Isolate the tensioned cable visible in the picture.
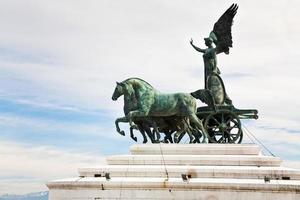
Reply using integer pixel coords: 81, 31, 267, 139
242, 126, 256, 144
242, 125, 276, 157
243, 125, 280, 186
158, 142, 169, 180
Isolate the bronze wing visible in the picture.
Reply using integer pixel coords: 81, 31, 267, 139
210, 4, 238, 54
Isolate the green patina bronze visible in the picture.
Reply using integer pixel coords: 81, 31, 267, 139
190, 3, 238, 105
112, 78, 209, 143
111, 4, 259, 144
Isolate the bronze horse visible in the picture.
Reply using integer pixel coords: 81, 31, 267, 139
112, 78, 208, 143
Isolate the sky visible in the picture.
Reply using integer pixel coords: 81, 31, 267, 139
0, 0, 300, 195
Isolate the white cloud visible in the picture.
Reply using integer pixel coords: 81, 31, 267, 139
283, 160, 300, 170
0, 0, 299, 114
0, 113, 123, 141
0, 0, 300, 195
0, 140, 105, 195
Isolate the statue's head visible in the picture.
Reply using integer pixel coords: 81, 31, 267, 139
204, 37, 213, 47
112, 82, 124, 101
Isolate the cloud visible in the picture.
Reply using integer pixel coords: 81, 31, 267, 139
0, 0, 299, 114
0, 111, 129, 149
0, 0, 299, 195
283, 160, 300, 170
241, 117, 300, 160
0, 140, 105, 195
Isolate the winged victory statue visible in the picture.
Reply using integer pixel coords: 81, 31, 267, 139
112, 4, 258, 144
190, 3, 238, 105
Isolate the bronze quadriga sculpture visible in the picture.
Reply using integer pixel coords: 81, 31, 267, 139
112, 4, 258, 144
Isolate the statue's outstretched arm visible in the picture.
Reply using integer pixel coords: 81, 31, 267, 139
190, 38, 205, 53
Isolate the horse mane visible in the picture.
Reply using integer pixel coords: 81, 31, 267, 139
121, 78, 155, 110
122, 77, 154, 89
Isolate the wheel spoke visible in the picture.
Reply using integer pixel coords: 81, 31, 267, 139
214, 132, 223, 136
207, 125, 217, 130
226, 117, 233, 124
231, 135, 236, 139
221, 113, 225, 123
228, 124, 239, 131
225, 130, 232, 135
211, 116, 221, 125
232, 120, 239, 126
217, 136, 224, 143
206, 112, 243, 143
224, 137, 228, 143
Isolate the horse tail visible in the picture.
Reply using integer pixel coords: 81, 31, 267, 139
191, 89, 216, 111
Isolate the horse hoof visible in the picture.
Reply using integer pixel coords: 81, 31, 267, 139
120, 131, 125, 136
143, 140, 147, 143
133, 136, 137, 142
191, 138, 197, 143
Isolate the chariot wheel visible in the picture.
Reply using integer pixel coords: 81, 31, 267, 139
204, 110, 243, 143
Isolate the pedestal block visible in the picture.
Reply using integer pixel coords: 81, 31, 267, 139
47, 144, 300, 200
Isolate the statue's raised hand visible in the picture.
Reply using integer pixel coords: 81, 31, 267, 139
190, 38, 193, 45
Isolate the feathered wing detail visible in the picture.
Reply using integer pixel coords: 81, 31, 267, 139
210, 3, 238, 54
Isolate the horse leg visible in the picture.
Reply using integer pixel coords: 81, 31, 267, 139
163, 132, 169, 143
131, 120, 152, 143
140, 128, 148, 143
166, 131, 174, 143
186, 127, 196, 143
151, 121, 161, 143
188, 114, 209, 143
162, 130, 172, 143
181, 118, 195, 143
191, 128, 201, 143
174, 129, 185, 143
177, 131, 185, 143
151, 129, 161, 143
143, 125, 154, 143
115, 116, 128, 136
156, 131, 161, 143
129, 125, 138, 142
127, 108, 150, 126
174, 118, 193, 143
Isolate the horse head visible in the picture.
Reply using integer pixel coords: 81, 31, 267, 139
112, 81, 135, 101
112, 82, 124, 101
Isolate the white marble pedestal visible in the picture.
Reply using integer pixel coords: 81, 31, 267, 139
47, 144, 300, 200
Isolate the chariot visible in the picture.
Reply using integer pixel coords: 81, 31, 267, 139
196, 105, 258, 144
192, 73, 258, 144
112, 4, 258, 144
